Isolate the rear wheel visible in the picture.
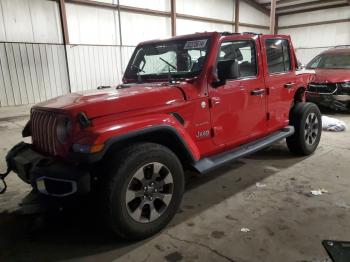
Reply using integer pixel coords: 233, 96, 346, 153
287, 102, 322, 155
101, 143, 184, 240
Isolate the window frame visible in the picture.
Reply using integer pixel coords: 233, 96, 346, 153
265, 38, 293, 75
215, 39, 259, 82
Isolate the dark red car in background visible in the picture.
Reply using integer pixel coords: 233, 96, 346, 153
306, 47, 350, 111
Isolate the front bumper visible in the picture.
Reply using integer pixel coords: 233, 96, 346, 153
306, 92, 350, 111
6, 142, 91, 197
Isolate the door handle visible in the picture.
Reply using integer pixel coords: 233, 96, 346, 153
251, 88, 265, 96
284, 82, 295, 89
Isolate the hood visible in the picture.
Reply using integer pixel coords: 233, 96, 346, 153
33, 83, 186, 118
313, 69, 350, 83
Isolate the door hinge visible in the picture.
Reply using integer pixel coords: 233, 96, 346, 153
266, 112, 270, 120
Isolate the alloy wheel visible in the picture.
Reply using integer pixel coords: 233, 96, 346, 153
125, 162, 174, 223
304, 112, 319, 145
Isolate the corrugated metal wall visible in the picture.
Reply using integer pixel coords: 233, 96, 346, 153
279, 6, 350, 64
66, 45, 134, 92
0, 42, 69, 106
0, 0, 271, 107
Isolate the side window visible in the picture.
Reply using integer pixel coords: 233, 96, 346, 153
218, 40, 257, 78
265, 39, 291, 74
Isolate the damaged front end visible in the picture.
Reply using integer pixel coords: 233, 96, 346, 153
306, 82, 350, 111
0, 142, 90, 197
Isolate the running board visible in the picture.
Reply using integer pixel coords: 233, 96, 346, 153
193, 126, 295, 174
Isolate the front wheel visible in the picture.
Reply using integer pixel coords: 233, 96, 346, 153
287, 102, 322, 155
101, 143, 184, 240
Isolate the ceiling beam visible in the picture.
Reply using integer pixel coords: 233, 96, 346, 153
264, 0, 304, 7
241, 0, 270, 15
277, 0, 347, 12
279, 18, 350, 29
279, 3, 349, 15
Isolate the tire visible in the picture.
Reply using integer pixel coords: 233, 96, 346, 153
287, 102, 322, 156
101, 143, 184, 240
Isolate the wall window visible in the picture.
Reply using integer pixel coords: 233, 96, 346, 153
218, 40, 257, 78
265, 39, 291, 74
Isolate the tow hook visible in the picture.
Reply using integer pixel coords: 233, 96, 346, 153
0, 167, 10, 194
0, 142, 27, 194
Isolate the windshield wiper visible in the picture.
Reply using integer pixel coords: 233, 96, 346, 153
159, 57, 177, 70
159, 57, 177, 84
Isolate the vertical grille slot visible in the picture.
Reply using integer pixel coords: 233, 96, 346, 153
31, 110, 59, 155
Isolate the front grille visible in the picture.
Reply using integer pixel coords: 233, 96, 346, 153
31, 110, 59, 155
307, 83, 338, 94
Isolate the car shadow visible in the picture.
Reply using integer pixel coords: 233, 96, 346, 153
0, 143, 308, 262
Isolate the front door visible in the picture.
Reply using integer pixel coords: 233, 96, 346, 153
209, 35, 267, 147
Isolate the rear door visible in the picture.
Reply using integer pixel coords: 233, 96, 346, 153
260, 36, 297, 132
209, 35, 267, 147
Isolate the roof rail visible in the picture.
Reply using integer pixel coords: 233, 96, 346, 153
334, 45, 350, 49
220, 31, 241, 36
219, 31, 262, 36
242, 32, 261, 35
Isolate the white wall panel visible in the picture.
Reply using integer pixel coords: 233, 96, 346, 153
0, 0, 62, 43
0, 3, 6, 41
177, 18, 232, 35
239, 26, 269, 34
66, 4, 119, 45
1, 0, 34, 42
239, 1, 269, 26
119, 0, 170, 12
121, 46, 135, 70
294, 48, 329, 66
279, 6, 350, 27
279, 6, 350, 64
30, 0, 63, 44
0, 43, 69, 106
176, 0, 234, 21
67, 45, 126, 92
121, 11, 171, 46
279, 22, 350, 64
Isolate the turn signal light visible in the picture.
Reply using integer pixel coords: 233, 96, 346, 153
90, 144, 105, 153
72, 143, 105, 153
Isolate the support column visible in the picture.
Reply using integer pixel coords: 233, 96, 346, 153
58, 0, 69, 44
270, 0, 277, 34
274, 14, 278, 34
58, 0, 72, 93
234, 0, 239, 33
171, 0, 176, 36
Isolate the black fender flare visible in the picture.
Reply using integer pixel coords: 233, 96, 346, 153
70, 125, 197, 164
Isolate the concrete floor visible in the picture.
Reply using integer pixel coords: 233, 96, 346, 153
0, 111, 349, 262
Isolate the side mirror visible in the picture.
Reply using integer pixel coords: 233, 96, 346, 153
297, 62, 305, 70
213, 59, 240, 87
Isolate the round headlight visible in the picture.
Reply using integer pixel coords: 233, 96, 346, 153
57, 118, 72, 144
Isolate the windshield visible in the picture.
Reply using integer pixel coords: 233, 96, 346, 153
307, 53, 350, 69
124, 37, 211, 82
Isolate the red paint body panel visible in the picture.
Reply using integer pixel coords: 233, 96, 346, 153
29, 32, 313, 163
313, 69, 350, 83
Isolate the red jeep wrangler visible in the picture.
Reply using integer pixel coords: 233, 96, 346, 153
0, 32, 321, 240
